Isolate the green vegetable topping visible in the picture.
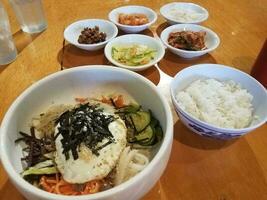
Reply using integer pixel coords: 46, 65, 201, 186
21, 160, 57, 177
112, 44, 156, 66
116, 104, 163, 147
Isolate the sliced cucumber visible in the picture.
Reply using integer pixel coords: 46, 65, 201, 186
117, 105, 163, 146
130, 111, 151, 132
150, 116, 159, 128
111, 45, 156, 66
138, 127, 156, 146
136, 118, 163, 146
155, 126, 163, 142
135, 125, 153, 141
149, 115, 163, 143
116, 104, 141, 114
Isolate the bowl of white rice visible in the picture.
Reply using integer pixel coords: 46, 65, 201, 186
170, 64, 267, 139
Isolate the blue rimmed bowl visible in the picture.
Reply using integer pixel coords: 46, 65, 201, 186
170, 64, 267, 140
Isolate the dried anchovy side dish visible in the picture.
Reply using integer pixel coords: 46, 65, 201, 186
15, 95, 163, 196
168, 31, 206, 51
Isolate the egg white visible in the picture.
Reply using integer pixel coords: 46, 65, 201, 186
54, 104, 127, 184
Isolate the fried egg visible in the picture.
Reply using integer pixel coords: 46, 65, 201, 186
54, 104, 127, 184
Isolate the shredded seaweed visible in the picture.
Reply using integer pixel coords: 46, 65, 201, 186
56, 103, 115, 160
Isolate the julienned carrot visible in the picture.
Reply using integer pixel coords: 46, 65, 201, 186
75, 97, 88, 103
40, 175, 101, 195
100, 96, 112, 105
114, 95, 124, 108
81, 180, 100, 194
75, 95, 125, 109
100, 95, 125, 108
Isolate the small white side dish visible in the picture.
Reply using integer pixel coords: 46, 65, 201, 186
104, 34, 165, 71
64, 19, 118, 51
160, 24, 220, 58
160, 2, 209, 24
170, 64, 267, 139
108, 5, 157, 33
0, 65, 173, 200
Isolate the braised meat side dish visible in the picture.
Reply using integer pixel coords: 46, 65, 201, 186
168, 31, 206, 51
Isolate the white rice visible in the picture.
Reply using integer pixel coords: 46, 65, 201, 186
176, 79, 254, 129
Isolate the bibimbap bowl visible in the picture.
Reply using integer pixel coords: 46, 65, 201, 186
0, 65, 173, 200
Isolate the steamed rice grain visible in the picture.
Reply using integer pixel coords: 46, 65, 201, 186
176, 79, 254, 129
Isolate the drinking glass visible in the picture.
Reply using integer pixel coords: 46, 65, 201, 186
0, 2, 17, 65
9, 0, 47, 33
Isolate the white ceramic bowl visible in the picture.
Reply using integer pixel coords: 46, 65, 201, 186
160, 2, 209, 25
0, 65, 173, 200
160, 24, 220, 59
108, 5, 157, 33
104, 34, 165, 71
64, 19, 118, 51
170, 64, 267, 139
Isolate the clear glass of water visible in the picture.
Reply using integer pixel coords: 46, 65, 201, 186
0, 3, 17, 65
9, 0, 47, 33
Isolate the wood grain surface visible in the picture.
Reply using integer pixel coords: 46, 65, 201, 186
0, 0, 267, 200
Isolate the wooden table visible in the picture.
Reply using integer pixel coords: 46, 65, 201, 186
1, 0, 267, 199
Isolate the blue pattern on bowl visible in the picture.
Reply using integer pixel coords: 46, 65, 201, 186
174, 105, 244, 140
